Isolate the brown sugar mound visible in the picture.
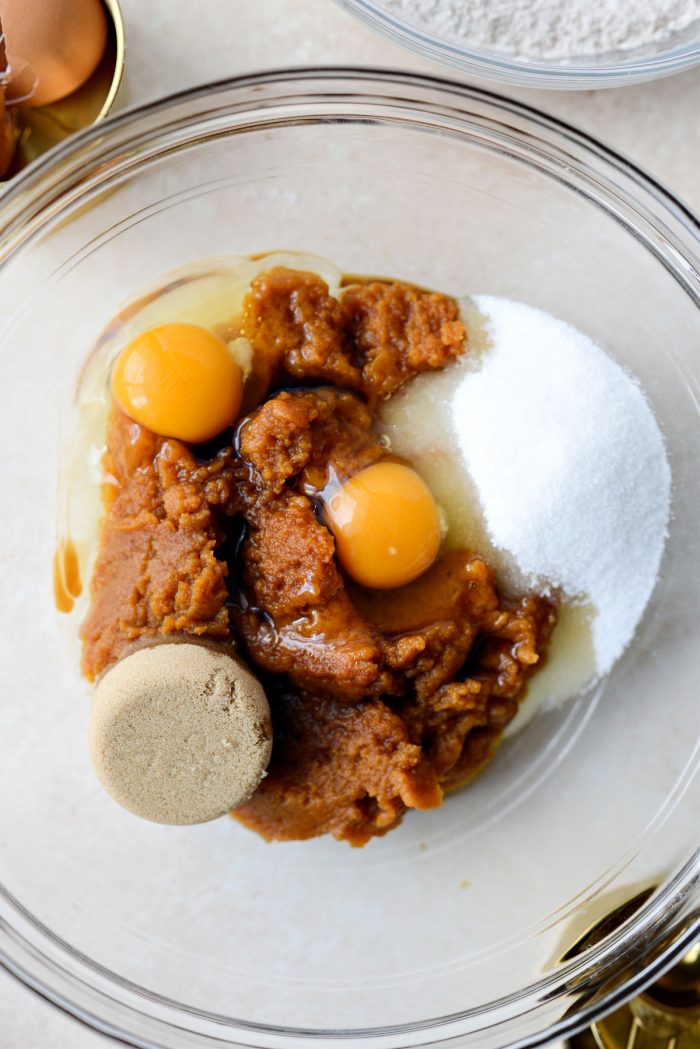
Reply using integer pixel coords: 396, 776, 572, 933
80, 410, 240, 680
90, 644, 272, 824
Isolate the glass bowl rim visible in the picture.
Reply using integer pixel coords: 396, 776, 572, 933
331, 0, 700, 89
0, 66, 698, 1049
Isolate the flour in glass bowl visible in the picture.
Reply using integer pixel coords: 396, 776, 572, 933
381, 0, 700, 60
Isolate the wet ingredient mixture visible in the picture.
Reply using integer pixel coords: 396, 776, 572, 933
79, 262, 555, 846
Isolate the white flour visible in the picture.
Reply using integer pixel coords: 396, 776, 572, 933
382, 0, 700, 59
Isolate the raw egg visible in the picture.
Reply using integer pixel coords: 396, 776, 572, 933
324, 461, 442, 589
111, 322, 243, 444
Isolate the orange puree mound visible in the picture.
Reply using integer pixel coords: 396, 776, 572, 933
240, 267, 466, 409
232, 386, 555, 844
235, 545, 554, 845
235, 688, 443, 846
343, 279, 466, 404
240, 267, 360, 410
80, 409, 239, 681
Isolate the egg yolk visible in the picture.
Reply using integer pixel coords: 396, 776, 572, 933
324, 461, 442, 589
111, 322, 243, 444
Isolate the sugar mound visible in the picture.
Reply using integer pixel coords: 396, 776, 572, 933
452, 296, 671, 678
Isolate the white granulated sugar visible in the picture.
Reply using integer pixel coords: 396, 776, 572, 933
452, 297, 671, 678
382, 0, 700, 60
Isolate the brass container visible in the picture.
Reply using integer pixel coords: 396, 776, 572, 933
584, 942, 700, 1049
5, 0, 124, 177
566, 897, 700, 1049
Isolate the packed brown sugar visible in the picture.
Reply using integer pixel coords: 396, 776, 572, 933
80, 266, 555, 845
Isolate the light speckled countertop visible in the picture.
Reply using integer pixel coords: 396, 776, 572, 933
2, 0, 698, 1045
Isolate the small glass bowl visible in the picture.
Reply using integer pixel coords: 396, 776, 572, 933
333, 0, 700, 89
0, 70, 698, 1049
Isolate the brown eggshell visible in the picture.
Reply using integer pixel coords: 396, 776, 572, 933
0, 0, 108, 106
0, 84, 17, 177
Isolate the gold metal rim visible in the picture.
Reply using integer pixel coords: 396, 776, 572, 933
97, 0, 125, 121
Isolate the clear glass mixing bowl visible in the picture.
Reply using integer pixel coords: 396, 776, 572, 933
333, 0, 700, 89
0, 69, 698, 1049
